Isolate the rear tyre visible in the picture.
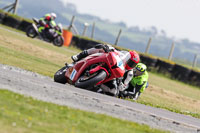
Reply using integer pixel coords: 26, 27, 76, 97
54, 66, 68, 84
26, 25, 37, 38
53, 36, 64, 47
75, 70, 107, 89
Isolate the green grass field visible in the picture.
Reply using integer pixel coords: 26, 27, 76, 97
0, 90, 167, 133
0, 24, 199, 132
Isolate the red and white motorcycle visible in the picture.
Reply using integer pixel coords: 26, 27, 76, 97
54, 51, 125, 90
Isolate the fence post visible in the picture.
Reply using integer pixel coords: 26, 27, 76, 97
13, 0, 19, 14
168, 42, 175, 60
2, 0, 19, 14
72, 24, 79, 35
82, 23, 89, 36
91, 22, 95, 39
114, 29, 122, 45
145, 37, 152, 53
68, 16, 75, 31
192, 54, 198, 68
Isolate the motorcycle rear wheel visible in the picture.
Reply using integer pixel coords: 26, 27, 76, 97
26, 25, 37, 38
53, 36, 64, 47
75, 70, 107, 90
54, 66, 68, 84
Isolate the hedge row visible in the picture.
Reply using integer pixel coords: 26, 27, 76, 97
0, 10, 199, 87
0, 10, 32, 32
70, 36, 200, 87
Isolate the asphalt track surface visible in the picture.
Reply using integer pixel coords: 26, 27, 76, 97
0, 64, 200, 133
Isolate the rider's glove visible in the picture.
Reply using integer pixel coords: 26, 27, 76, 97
102, 45, 110, 53
94, 44, 110, 53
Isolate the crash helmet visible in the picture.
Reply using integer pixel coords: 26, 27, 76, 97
51, 13, 57, 20
134, 63, 147, 76
125, 51, 140, 70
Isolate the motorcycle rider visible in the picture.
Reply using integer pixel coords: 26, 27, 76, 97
38, 13, 57, 37
52, 23, 63, 37
71, 43, 140, 96
119, 63, 149, 100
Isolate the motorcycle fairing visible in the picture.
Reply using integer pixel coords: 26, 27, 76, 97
89, 65, 109, 76
32, 23, 39, 34
66, 51, 125, 84
111, 52, 124, 71
65, 66, 74, 83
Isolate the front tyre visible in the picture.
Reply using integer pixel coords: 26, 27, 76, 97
26, 25, 37, 38
53, 36, 64, 47
54, 66, 68, 84
75, 70, 107, 89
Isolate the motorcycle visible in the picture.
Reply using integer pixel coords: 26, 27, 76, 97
26, 18, 64, 47
54, 51, 125, 90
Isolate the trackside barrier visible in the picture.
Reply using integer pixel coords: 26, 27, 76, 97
139, 54, 157, 71
188, 70, 200, 86
2, 15, 22, 28
70, 36, 100, 50
18, 20, 32, 32
171, 64, 192, 82
155, 59, 175, 75
0, 12, 5, 23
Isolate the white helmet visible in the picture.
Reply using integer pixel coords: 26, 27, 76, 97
51, 13, 57, 20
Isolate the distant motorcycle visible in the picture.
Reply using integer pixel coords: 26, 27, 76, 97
26, 18, 64, 47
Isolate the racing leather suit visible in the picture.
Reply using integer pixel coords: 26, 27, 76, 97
38, 14, 57, 33
120, 70, 149, 100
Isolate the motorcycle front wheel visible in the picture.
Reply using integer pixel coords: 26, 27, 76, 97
26, 25, 37, 38
54, 66, 68, 84
53, 36, 64, 47
75, 70, 107, 90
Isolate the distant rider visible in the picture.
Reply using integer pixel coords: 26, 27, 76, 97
38, 13, 57, 36
71, 43, 140, 96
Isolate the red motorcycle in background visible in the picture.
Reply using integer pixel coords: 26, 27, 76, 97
54, 51, 125, 90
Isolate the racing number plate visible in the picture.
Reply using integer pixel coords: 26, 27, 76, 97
69, 68, 77, 81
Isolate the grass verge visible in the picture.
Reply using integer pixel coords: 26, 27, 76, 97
0, 89, 168, 133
